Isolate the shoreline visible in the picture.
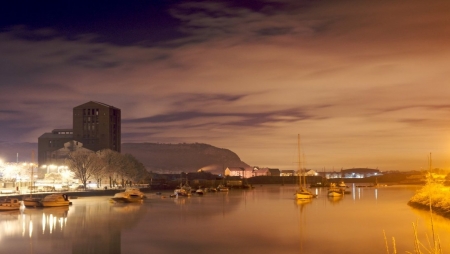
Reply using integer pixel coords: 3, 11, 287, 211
1, 187, 153, 200
407, 200, 450, 219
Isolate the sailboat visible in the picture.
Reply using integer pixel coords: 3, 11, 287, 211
294, 134, 316, 200
23, 155, 42, 207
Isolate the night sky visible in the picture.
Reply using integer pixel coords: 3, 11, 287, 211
1, 0, 450, 171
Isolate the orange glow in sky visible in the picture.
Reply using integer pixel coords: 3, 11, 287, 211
1, 0, 450, 171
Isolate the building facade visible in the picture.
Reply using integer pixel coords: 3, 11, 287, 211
38, 101, 121, 167
73, 101, 121, 153
37, 129, 74, 167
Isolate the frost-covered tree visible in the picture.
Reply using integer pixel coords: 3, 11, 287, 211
66, 150, 104, 189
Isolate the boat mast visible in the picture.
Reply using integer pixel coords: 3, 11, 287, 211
297, 134, 302, 188
30, 150, 35, 198
302, 152, 307, 188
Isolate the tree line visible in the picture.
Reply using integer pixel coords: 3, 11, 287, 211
65, 149, 148, 189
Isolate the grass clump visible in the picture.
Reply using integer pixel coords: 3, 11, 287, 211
409, 182, 450, 216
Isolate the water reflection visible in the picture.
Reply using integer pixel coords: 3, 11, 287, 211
351, 184, 379, 201
1, 186, 443, 254
295, 199, 312, 208
295, 197, 311, 254
0, 197, 146, 254
328, 195, 343, 203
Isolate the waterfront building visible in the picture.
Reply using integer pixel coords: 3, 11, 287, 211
268, 168, 281, 176
73, 101, 121, 153
341, 168, 381, 178
225, 167, 253, 178
38, 101, 121, 167
320, 168, 381, 179
37, 129, 74, 167
280, 169, 295, 176
253, 167, 270, 176
253, 167, 281, 177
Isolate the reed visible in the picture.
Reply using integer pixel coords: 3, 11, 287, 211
385, 221, 442, 254
386, 181, 445, 254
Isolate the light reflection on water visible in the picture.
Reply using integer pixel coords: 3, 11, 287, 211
0, 185, 450, 254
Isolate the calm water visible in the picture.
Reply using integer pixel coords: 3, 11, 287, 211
1, 184, 449, 254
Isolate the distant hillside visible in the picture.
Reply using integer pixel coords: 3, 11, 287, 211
0, 142, 249, 173
122, 142, 250, 173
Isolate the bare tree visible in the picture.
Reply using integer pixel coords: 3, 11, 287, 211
115, 154, 148, 187
98, 149, 122, 188
66, 150, 104, 189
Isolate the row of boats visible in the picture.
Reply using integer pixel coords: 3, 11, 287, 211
0, 187, 148, 211
172, 184, 230, 197
1, 183, 241, 211
0, 193, 72, 211
295, 181, 350, 199
294, 134, 352, 200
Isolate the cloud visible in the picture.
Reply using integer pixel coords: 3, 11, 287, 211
1, 0, 450, 170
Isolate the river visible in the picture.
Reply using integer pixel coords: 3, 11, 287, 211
0, 184, 448, 254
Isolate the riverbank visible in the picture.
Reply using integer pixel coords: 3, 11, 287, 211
1, 187, 153, 200
408, 182, 450, 218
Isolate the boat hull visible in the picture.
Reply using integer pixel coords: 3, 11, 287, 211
111, 188, 146, 202
0, 206, 21, 211
327, 186, 344, 197
41, 194, 71, 207
327, 191, 343, 197
295, 192, 314, 199
41, 201, 71, 207
23, 197, 42, 207
111, 197, 143, 203
0, 199, 22, 211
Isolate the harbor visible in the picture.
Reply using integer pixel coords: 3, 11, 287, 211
1, 184, 448, 254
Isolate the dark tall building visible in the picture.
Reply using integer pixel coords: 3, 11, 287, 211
38, 101, 121, 166
73, 101, 121, 153
37, 129, 74, 166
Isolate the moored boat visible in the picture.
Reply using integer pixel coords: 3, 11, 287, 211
195, 188, 204, 195
337, 181, 348, 188
294, 134, 316, 200
23, 197, 43, 207
41, 194, 71, 207
0, 198, 24, 211
295, 187, 315, 199
217, 184, 229, 192
111, 188, 146, 203
327, 183, 344, 197
24, 161, 42, 207
174, 184, 192, 197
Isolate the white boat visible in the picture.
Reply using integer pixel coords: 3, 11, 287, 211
327, 183, 344, 197
337, 181, 348, 188
174, 184, 192, 197
195, 188, 204, 195
217, 184, 229, 192
294, 134, 315, 200
0, 198, 23, 211
111, 188, 146, 203
41, 194, 71, 207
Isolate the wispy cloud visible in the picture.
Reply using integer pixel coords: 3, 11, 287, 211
1, 0, 450, 170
